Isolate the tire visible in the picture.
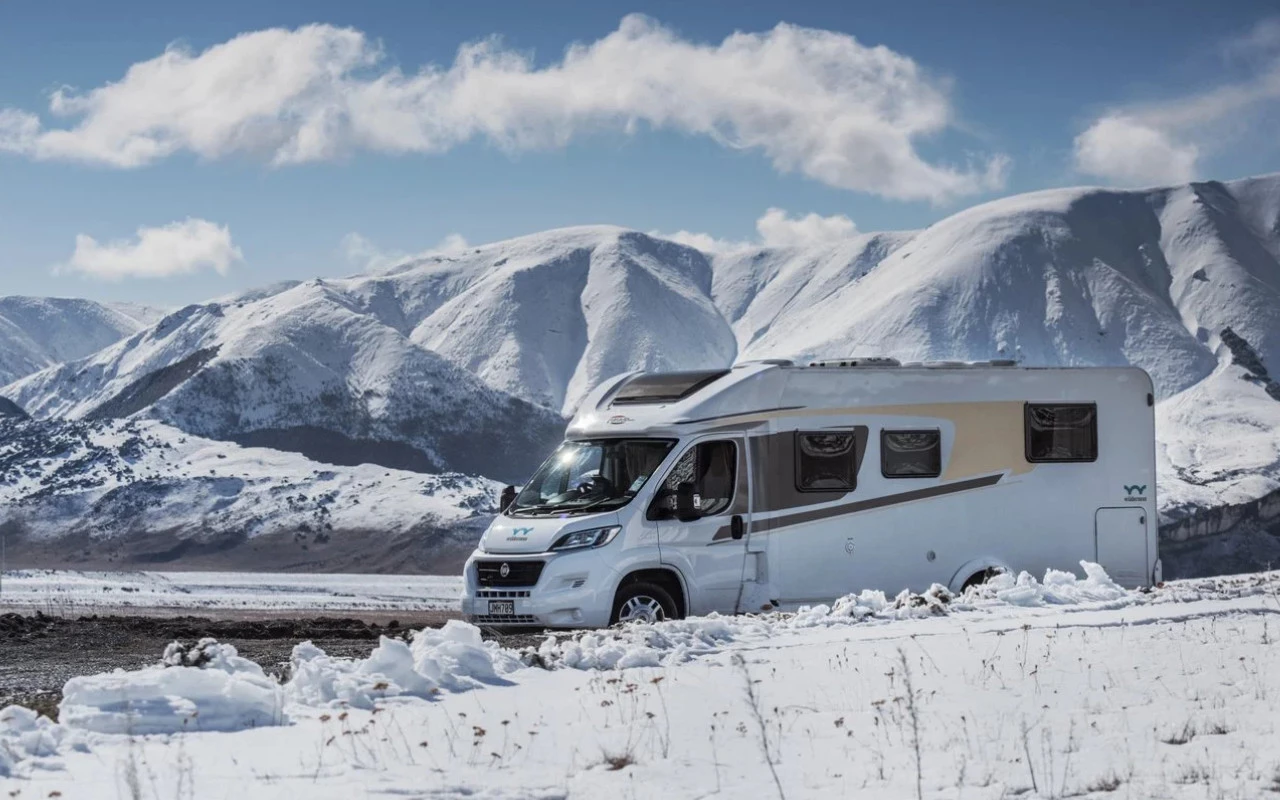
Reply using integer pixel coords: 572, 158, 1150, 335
961, 566, 1005, 593
610, 581, 678, 625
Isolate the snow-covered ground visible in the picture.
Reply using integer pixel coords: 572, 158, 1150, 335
0, 570, 464, 614
4, 565, 1280, 798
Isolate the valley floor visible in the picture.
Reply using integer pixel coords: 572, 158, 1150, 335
0, 569, 463, 615
3, 568, 1280, 799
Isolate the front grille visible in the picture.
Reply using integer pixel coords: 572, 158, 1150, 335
476, 560, 546, 587
471, 614, 540, 625
476, 589, 532, 598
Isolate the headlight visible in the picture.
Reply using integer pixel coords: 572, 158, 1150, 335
550, 526, 622, 551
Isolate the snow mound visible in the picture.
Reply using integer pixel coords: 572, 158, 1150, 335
285, 620, 519, 709
59, 639, 288, 735
536, 562, 1134, 670
965, 561, 1130, 607
0, 705, 84, 778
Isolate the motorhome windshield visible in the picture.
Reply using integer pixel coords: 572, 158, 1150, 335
511, 438, 676, 516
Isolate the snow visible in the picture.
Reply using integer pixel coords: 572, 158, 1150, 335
5, 566, 1280, 797
0, 569, 464, 614
0, 295, 160, 386
286, 620, 519, 709
0, 416, 498, 549
59, 639, 288, 735
0, 705, 84, 778
6, 177, 1280, 548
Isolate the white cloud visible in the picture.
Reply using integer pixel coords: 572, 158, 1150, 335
656, 207, 859, 253
661, 229, 740, 255
341, 231, 469, 272
58, 218, 242, 280
1073, 116, 1199, 187
0, 17, 1005, 202
1074, 18, 1280, 186
755, 207, 858, 247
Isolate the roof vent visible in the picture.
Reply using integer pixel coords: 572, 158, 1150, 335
808, 357, 901, 368
901, 359, 1019, 368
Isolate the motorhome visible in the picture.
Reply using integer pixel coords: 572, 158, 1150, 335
461, 359, 1158, 628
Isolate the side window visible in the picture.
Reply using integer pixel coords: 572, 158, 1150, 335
649, 440, 737, 518
795, 431, 857, 492
1025, 404, 1098, 462
881, 430, 942, 478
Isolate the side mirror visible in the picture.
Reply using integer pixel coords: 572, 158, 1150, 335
499, 485, 517, 512
675, 482, 700, 522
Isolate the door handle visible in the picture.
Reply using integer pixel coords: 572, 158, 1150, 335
730, 515, 744, 540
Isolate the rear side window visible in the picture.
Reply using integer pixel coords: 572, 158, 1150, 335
1025, 404, 1098, 462
796, 431, 857, 492
881, 430, 942, 478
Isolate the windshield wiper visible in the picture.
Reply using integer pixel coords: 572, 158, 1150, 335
558, 496, 626, 515
510, 504, 567, 516
511, 496, 629, 517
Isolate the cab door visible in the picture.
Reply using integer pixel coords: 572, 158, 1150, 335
650, 435, 751, 615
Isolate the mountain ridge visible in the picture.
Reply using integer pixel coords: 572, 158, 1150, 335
3, 174, 1280, 570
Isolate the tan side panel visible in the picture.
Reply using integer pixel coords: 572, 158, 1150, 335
855, 402, 1032, 481
727, 401, 1032, 482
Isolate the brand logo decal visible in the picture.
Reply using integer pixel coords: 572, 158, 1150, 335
1123, 484, 1148, 502
499, 563, 511, 578
608, 415, 630, 425
844, 538, 855, 555
512, 527, 533, 537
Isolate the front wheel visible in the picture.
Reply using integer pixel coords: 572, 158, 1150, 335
611, 582, 678, 625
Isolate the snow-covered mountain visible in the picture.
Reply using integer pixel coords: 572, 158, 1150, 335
3, 283, 567, 483
3, 174, 1279, 568
0, 415, 497, 571
0, 296, 162, 385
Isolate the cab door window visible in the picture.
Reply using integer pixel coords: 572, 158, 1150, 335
648, 441, 737, 519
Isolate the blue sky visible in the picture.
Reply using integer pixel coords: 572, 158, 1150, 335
1, 0, 1278, 307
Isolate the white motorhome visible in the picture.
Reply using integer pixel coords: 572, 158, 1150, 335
461, 360, 1158, 628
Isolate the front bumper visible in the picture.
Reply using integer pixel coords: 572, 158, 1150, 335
461, 548, 619, 628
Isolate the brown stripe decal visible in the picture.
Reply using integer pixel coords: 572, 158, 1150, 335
710, 473, 1003, 542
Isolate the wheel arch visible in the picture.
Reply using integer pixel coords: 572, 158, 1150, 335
615, 566, 688, 618
948, 557, 1012, 594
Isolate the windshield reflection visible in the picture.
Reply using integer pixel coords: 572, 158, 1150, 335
510, 439, 676, 516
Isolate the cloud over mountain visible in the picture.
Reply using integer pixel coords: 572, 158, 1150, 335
59, 218, 242, 280
0, 16, 1006, 201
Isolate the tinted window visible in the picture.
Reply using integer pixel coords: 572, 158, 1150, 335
882, 430, 942, 478
1025, 404, 1098, 462
612, 370, 730, 405
649, 440, 737, 518
796, 431, 857, 492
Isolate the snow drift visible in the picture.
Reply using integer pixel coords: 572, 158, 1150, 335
59, 639, 287, 735
286, 619, 520, 709
0, 705, 84, 778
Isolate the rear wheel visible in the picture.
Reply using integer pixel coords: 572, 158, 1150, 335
611, 581, 678, 625
961, 566, 1005, 593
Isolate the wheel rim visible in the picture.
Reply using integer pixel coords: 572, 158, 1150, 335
617, 595, 665, 624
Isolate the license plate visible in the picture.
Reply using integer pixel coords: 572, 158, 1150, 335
487, 600, 515, 616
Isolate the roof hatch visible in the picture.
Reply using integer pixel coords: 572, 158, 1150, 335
611, 369, 731, 405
